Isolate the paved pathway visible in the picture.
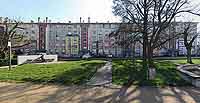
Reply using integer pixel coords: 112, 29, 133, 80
87, 61, 112, 86
0, 82, 199, 103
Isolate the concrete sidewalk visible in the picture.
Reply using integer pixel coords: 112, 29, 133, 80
87, 61, 112, 86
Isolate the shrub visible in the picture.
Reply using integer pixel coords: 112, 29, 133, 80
0, 59, 17, 66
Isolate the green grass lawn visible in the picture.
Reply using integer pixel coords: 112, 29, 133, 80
112, 59, 192, 86
0, 60, 106, 85
0, 58, 198, 86
163, 58, 200, 64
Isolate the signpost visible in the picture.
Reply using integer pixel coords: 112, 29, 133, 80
8, 41, 11, 70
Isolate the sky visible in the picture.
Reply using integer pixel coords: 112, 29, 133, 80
0, 0, 120, 23
0, 0, 200, 23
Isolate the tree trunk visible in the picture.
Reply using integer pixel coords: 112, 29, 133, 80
143, 34, 148, 79
147, 44, 154, 67
143, 35, 150, 80
147, 46, 156, 80
132, 43, 136, 60
187, 47, 192, 64
143, 0, 149, 80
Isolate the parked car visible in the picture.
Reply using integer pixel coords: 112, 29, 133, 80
108, 54, 113, 58
82, 53, 92, 59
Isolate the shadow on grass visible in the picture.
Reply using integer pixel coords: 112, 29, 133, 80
153, 61, 191, 86
112, 60, 191, 86
112, 60, 146, 86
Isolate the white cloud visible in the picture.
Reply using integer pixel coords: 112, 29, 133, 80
77, 0, 119, 22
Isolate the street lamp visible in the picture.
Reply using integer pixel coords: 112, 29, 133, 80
8, 41, 11, 70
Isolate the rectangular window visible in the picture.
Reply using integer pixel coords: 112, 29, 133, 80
74, 25, 77, 28
109, 24, 111, 28
32, 31, 35, 34
74, 31, 77, 34
68, 27, 72, 30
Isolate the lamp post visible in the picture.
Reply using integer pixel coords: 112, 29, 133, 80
8, 41, 11, 70
96, 40, 99, 56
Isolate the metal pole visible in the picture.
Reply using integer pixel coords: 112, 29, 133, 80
8, 41, 11, 70
9, 44, 11, 70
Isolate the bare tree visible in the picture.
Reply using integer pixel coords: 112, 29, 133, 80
112, 0, 200, 79
182, 22, 198, 64
110, 23, 142, 58
0, 18, 25, 58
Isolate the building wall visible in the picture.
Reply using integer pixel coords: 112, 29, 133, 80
66, 35, 79, 56
175, 22, 198, 56
80, 24, 89, 51
12, 23, 39, 53
88, 23, 120, 56
8, 22, 199, 57
155, 22, 198, 56
46, 23, 81, 55
0, 26, 4, 33
38, 23, 47, 50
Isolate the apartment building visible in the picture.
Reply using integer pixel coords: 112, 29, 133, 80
0, 26, 4, 33
153, 22, 198, 56
6, 23, 39, 53
46, 23, 81, 56
88, 23, 121, 56
1, 17, 198, 57
177, 22, 198, 56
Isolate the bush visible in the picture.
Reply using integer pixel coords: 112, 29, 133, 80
0, 59, 17, 66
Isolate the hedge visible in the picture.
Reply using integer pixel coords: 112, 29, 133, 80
0, 59, 17, 66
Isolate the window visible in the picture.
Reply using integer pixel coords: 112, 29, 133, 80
74, 31, 77, 34
68, 27, 72, 30
56, 37, 60, 40
32, 31, 35, 34
73, 45, 78, 48
109, 24, 111, 28
40, 28, 43, 32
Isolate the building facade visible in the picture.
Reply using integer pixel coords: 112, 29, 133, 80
66, 35, 79, 56
1, 18, 197, 57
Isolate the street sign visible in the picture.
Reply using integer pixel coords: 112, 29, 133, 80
8, 41, 11, 47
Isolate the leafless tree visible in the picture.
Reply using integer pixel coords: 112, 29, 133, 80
110, 23, 142, 58
182, 22, 198, 64
112, 0, 200, 79
0, 18, 25, 58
